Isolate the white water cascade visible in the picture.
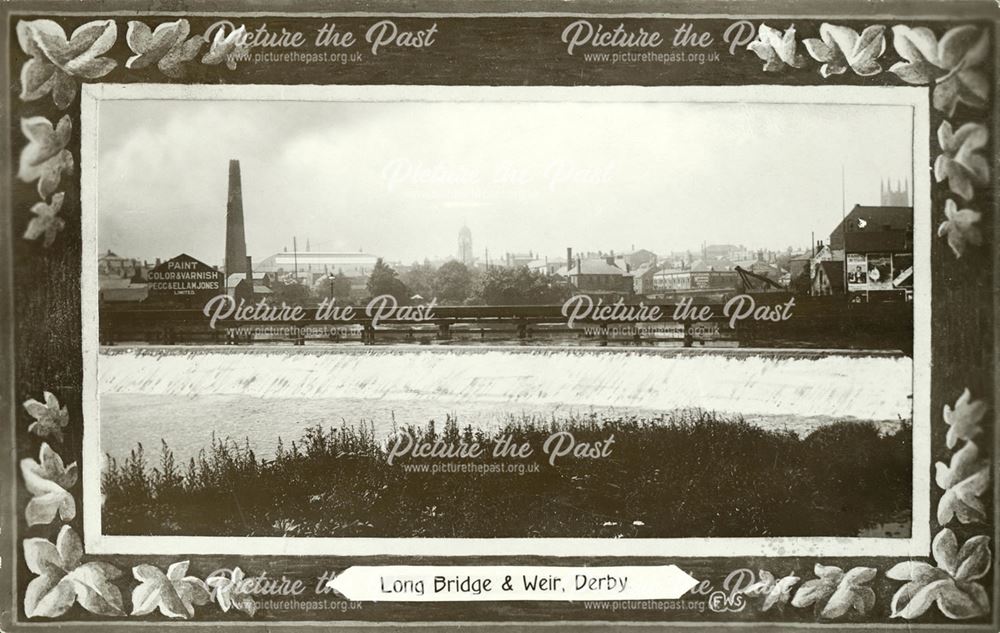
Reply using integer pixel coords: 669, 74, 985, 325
99, 345, 912, 422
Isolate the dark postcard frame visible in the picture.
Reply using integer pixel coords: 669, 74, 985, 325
1, 1, 997, 630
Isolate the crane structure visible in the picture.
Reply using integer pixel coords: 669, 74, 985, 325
733, 265, 786, 293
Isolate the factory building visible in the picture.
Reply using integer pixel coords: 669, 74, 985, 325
255, 251, 380, 289
829, 204, 913, 302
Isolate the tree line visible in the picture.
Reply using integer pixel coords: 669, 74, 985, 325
269, 258, 573, 307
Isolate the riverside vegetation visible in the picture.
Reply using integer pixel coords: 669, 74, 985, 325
101, 411, 911, 538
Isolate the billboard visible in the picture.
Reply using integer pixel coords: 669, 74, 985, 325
845, 252, 913, 295
147, 254, 224, 298
866, 253, 893, 291
846, 253, 868, 291
892, 253, 914, 288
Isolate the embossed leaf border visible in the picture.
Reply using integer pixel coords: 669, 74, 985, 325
16, 17, 248, 250
11, 17, 996, 622
742, 388, 993, 621
749, 21, 992, 258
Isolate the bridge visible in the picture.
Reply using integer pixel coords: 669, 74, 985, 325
98, 295, 914, 353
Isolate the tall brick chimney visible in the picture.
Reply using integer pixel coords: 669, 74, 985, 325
225, 159, 248, 279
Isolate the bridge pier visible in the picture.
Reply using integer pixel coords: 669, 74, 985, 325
599, 323, 608, 347
225, 328, 253, 345
363, 324, 375, 345
438, 322, 451, 340
517, 321, 528, 340
100, 323, 114, 346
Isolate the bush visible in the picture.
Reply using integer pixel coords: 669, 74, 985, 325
102, 412, 911, 538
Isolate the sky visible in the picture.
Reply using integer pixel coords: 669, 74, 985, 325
97, 99, 913, 266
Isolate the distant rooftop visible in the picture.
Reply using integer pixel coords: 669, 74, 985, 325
830, 205, 914, 252
568, 259, 627, 276
818, 260, 845, 293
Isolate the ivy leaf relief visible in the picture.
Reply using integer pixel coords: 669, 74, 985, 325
743, 569, 800, 611
938, 462, 990, 525
803, 24, 886, 77
791, 564, 876, 619
889, 25, 989, 116
748, 24, 807, 72
16, 19, 118, 109
201, 24, 249, 70
131, 561, 211, 619
126, 20, 206, 78
23, 526, 125, 618
943, 387, 987, 448
20, 442, 78, 526
23, 390, 70, 440
18, 115, 74, 199
935, 121, 989, 201
938, 200, 982, 259
889, 529, 990, 619
23, 193, 67, 248
206, 566, 258, 616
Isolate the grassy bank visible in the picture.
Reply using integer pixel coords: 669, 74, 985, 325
101, 412, 911, 538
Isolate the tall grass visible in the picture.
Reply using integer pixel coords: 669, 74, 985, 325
102, 412, 911, 538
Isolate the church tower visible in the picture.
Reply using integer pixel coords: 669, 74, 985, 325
458, 225, 473, 266
880, 177, 910, 206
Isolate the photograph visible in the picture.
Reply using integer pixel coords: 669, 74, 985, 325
93, 93, 916, 540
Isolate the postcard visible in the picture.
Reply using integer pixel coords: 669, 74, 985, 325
0, 1, 995, 630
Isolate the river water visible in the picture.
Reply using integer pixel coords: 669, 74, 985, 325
98, 345, 912, 465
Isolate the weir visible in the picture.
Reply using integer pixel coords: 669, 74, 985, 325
98, 345, 912, 421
